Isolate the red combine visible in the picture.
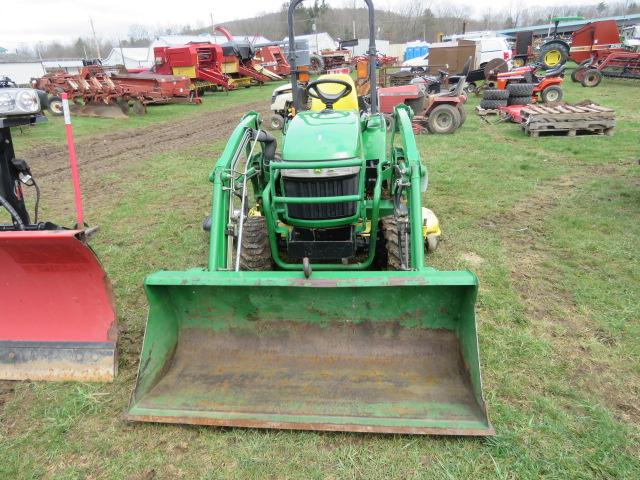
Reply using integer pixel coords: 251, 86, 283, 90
153, 43, 235, 93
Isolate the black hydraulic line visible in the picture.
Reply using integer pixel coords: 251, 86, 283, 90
0, 193, 25, 230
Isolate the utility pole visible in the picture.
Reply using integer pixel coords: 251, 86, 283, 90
353, 20, 356, 39
89, 18, 101, 59
210, 12, 214, 34
118, 39, 125, 69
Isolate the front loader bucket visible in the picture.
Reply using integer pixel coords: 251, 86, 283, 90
0, 230, 117, 381
127, 270, 493, 435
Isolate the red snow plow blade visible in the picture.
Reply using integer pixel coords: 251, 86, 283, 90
0, 230, 117, 381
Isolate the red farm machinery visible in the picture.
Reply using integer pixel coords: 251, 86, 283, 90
33, 65, 197, 118
153, 43, 236, 93
254, 44, 291, 77
214, 26, 283, 83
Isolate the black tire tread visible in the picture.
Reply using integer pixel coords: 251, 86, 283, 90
482, 89, 510, 100
507, 95, 532, 106
507, 83, 535, 96
380, 215, 410, 271
480, 99, 507, 110
239, 216, 273, 271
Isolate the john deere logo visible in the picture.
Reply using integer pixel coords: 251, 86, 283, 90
314, 168, 322, 174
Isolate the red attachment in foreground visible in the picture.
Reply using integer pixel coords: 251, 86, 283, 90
0, 230, 115, 342
61, 93, 84, 225
0, 230, 117, 381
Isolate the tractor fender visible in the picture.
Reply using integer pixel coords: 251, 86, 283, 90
541, 39, 570, 53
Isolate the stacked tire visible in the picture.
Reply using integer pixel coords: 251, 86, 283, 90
480, 89, 509, 110
506, 83, 535, 106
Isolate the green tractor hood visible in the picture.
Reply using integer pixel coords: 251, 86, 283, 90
283, 110, 361, 161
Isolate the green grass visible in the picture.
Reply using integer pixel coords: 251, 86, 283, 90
1, 72, 639, 479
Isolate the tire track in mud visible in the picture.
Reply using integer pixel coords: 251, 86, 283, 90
27, 100, 268, 180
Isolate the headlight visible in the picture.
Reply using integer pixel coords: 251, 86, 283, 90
0, 88, 41, 115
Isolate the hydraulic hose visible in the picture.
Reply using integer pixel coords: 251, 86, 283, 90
0, 193, 25, 230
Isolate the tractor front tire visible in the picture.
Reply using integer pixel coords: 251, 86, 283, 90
380, 216, 410, 271
269, 113, 285, 130
239, 216, 273, 271
581, 69, 602, 88
427, 104, 461, 134
48, 96, 64, 116
541, 85, 563, 103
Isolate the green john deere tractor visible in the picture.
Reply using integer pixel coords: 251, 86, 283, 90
538, 16, 585, 69
126, 0, 493, 436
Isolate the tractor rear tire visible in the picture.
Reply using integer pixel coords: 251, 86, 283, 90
539, 42, 568, 69
380, 216, 410, 271
482, 89, 509, 101
581, 69, 602, 88
48, 96, 64, 116
540, 85, 563, 103
239, 216, 273, 271
426, 104, 461, 134
507, 83, 535, 97
507, 95, 532, 106
479, 99, 507, 110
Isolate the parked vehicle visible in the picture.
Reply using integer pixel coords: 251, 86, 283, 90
402, 35, 511, 70
496, 63, 566, 103
378, 57, 471, 134
537, 16, 585, 69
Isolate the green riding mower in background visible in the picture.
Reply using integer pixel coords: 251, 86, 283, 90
126, 0, 493, 436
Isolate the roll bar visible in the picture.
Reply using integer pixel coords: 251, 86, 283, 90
287, 0, 378, 113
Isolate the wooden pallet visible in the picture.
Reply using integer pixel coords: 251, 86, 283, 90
521, 103, 615, 137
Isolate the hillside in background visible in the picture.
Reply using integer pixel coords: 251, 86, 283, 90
2, 1, 639, 59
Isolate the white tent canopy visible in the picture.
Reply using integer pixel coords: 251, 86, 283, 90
102, 48, 152, 69
283, 33, 337, 53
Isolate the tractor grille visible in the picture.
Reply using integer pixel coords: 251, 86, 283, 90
283, 174, 358, 220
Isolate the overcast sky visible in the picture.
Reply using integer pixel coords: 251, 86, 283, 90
2, 0, 585, 50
